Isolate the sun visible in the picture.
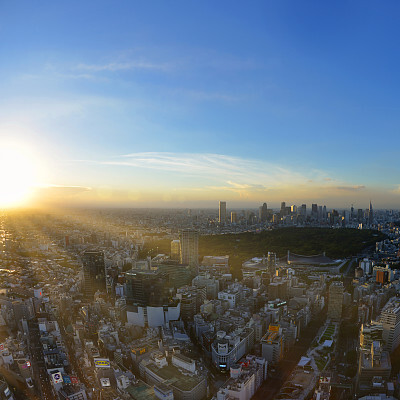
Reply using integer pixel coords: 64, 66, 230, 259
0, 143, 38, 208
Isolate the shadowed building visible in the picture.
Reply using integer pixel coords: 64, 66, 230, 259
219, 201, 227, 224
328, 282, 344, 321
82, 250, 106, 299
179, 229, 199, 272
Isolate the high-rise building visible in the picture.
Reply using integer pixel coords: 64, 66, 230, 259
379, 297, 400, 352
328, 282, 344, 321
179, 229, 199, 271
171, 239, 181, 261
125, 270, 170, 306
82, 250, 106, 299
369, 201, 373, 226
219, 201, 227, 224
157, 261, 192, 289
259, 203, 268, 222
280, 202, 286, 216
322, 205, 327, 221
300, 204, 307, 217
311, 204, 318, 219
231, 211, 237, 224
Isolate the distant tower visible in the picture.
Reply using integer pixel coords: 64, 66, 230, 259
82, 250, 106, 299
231, 211, 237, 224
259, 203, 268, 222
312, 204, 318, 220
219, 201, 227, 224
179, 229, 199, 272
369, 201, 373, 226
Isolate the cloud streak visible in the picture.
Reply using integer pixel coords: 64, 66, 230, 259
75, 60, 171, 72
88, 152, 327, 189
335, 185, 366, 191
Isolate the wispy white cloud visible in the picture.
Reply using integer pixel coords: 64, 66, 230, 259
335, 185, 366, 191
392, 185, 400, 194
89, 152, 326, 189
75, 60, 171, 72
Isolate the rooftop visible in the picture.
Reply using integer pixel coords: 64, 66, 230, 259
147, 363, 202, 392
125, 381, 157, 400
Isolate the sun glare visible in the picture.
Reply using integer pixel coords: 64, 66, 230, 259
0, 143, 38, 208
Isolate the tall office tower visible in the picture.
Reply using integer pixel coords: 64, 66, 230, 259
357, 208, 363, 222
311, 203, 318, 219
379, 297, 400, 352
219, 201, 227, 223
280, 202, 286, 216
351, 204, 354, 220
328, 282, 344, 321
125, 270, 170, 306
170, 239, 181, 261
301, 204, 307, 217
318, 205, 322, 221
369, 201, 373, 226
290, 205, 297, 214
231, 211, 237, 224
82, 249, 106, 299
322, 205, 327, 220
259, 202, 268, 222
179, 229, 199, 271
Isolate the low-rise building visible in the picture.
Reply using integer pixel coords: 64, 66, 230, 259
215, 355, 267, 400
261, 324, 284, 365
211, 328, 254, 371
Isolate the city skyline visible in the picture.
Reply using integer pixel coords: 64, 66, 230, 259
1, 1, 400, 208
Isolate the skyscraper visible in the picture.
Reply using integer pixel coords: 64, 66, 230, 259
82, 249, 106, 299
311, 203, 318, 220
328, 281, 344, 321
259, 202, 268, 222
231, 211, 237, 223
179, 229, 199, 271
219, 201, 227, 224
280, 202, 286, 216
125, 270, 170, 306
369, 201, 373, 226
322, 205, 327, 221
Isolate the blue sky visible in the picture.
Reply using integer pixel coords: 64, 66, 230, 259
1, 1, 400, 208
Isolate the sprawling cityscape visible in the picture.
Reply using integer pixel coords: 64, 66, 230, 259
0, 202, 398, 400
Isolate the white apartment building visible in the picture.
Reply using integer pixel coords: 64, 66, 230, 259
379, 297, 400, 352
